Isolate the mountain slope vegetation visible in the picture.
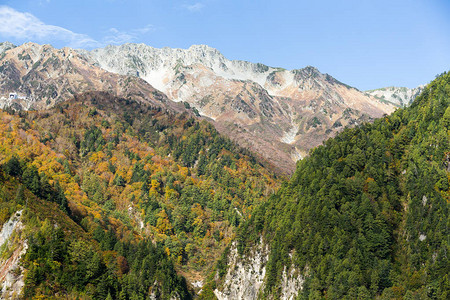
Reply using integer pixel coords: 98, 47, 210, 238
0, 166, 190, 299
0, 91, 280, 296
233, 72, 450, 299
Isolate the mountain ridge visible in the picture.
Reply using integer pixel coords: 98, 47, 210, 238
1, 41, 396, 174
365, 85, 424, 107
79, 42, 395, 173
0, 42, 189, 114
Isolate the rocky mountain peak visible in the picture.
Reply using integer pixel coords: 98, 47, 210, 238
365, 85, 424, 107
0, 41, 16, 54
188, 44, 223, 55
297, 65, 321, 76
0, 42, 187, 113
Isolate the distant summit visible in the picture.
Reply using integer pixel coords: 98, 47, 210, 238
365, 85, 424, 107
0, 42, 185, 113
0, 41, 15, 54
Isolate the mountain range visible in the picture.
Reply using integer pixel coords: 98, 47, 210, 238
0, 42, 188, 114
81, 43, 398, 173
1, 42, 408, 174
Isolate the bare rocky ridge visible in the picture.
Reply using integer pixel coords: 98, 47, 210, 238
0, 43, 186, 114
0, 42, 15, 54
82, 44, 396, 173
214, 241, 304, 300
365, 86, 424, 107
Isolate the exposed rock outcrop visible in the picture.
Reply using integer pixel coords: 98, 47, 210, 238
214, 241, 304, 300
0, 210, 27, 299
365, 86, 424, 107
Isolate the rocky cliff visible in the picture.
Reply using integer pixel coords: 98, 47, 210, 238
214, 241, 304, 300
0, 210, 27, 299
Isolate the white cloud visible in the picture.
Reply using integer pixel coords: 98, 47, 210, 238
103, 28, 135, 45
133, 24, 155, 35
103, 25, 155, 45
0, 6, 100, 48
183, 2, 205, 12
0, 6, 155, 48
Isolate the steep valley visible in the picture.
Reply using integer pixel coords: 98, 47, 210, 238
0, 92, 279, 298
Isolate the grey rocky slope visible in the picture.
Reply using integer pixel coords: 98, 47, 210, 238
0, 42, 15, 55
365, 85, 424, 107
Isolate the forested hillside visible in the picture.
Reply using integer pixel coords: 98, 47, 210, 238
0, 91, 280, 298
234, 72, 450, 299
0, 168, 190, 299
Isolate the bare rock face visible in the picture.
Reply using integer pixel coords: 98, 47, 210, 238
0, 210, 27, 299
214, 241, 304, 300
365, 86, 424, 107
83, 44, 396, 174
0, 42, 184, 113
215, 241, 268, 300
0, 42, 15, 54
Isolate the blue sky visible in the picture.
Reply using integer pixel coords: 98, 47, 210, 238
0, 0, 449, 90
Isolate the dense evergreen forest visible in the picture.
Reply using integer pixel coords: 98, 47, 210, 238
0, 92, 280, 298
236, 72, 450, 299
